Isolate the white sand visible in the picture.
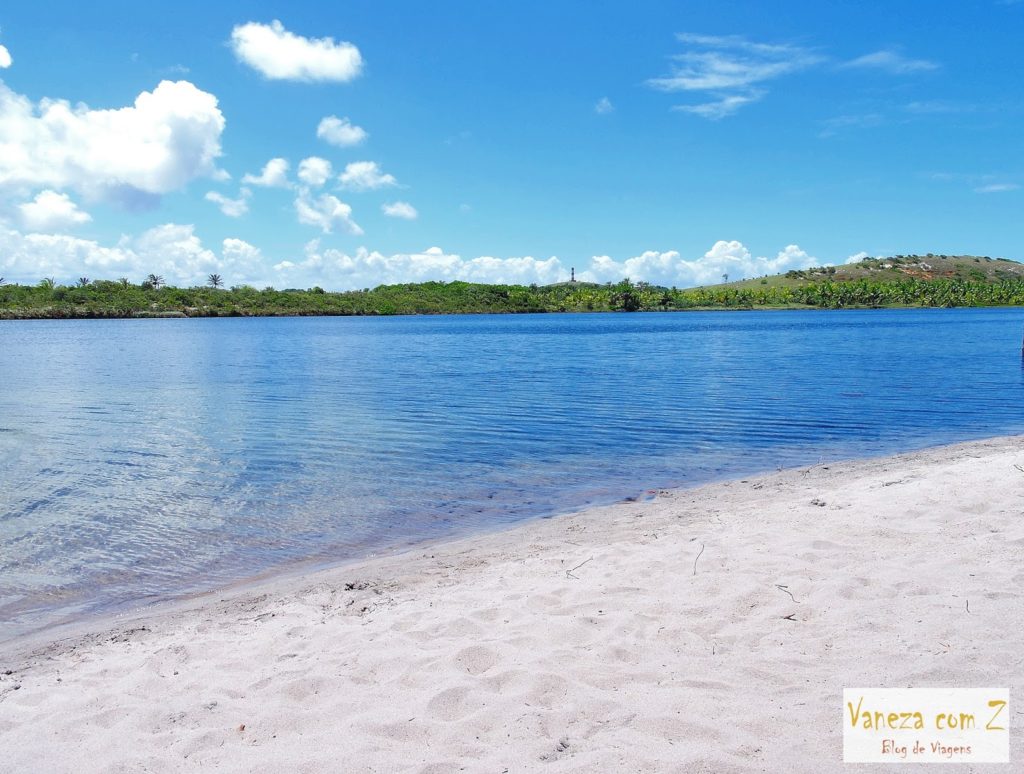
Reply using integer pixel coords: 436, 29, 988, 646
1, 437, 1022, 772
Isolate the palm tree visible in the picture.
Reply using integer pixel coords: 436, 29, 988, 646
39, 277, 55, 291
146, 274, 164, 289
77, 277, 90, 287
207, 273, 223, 289
118, 277, 130, 288
0, 277, 5, 286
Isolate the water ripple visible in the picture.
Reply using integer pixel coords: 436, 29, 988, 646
1, 308, 1023, 639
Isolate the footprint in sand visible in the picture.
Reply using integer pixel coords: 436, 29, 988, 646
454, 644, 500, 675
425, 685, 479, 721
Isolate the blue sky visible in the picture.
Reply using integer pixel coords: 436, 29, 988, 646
0, 1, 1021, 289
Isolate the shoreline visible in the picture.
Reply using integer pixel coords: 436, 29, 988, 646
2, 435, 1023, 770
2, 298, 1024, 317
0, 429, 997, 654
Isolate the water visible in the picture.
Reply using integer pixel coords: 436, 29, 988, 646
2, 308, 1023, 640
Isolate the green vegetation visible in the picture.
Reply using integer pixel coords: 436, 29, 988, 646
706, 253, 1024, 290
2, 254, 1024, 319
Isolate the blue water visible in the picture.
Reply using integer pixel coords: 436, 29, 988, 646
2, 308, 1023, 640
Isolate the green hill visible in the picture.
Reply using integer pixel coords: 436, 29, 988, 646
704, 254, 1024, 290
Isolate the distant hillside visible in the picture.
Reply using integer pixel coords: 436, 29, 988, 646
704, 254, 1024, 290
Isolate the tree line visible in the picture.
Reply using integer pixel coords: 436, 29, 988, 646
3, 276, 1024, 319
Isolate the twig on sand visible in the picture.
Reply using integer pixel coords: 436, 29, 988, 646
1014, 464, 1024, 474
782, 614, 797, 621
775, 584, 799, 603
966, 599, 971, 614
693, 543, 705, 576
566, 557, 593, 579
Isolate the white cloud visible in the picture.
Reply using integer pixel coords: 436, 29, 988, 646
134, 227, 272, 287
842, 50, 939, 74
0, 222, 272, 287
650, 36, 817, 91
241, 157, 290, 188
295, 192, 363, 234
297, 156, 332, 187
846, 251, 870, 264
594, 97, 614, 114
579, 241, 819, 286
339, 161, 397, 191
381, 201, 418, 220
219, 237, 266, 281
270, 240, 820, 291
651, 35, 938, 119
673, 91, 764, 119
0, 79, 224, 205
132, 223, 219, 282
18, 190, 92, 231
273, 243, 565, 289
205, 188, 251, 217
0, 227, 134, 281
317, 115, 367, 147
0, 45, 11, 69
0, 223, 828, 293
974, 182, 1019, 193
230, 20, 363, 82
649, 33, 819, 118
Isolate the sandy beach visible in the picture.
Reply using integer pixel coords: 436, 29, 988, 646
1, 436, 1021, 772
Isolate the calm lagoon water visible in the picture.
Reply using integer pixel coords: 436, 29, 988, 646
2, 308, 1023, 639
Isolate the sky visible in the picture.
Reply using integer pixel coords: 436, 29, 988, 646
0, 1, 1021, 290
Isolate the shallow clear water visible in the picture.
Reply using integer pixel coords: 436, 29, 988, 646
2, 308, 1023, 639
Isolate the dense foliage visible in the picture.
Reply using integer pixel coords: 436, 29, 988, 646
3, 273, 1024, 319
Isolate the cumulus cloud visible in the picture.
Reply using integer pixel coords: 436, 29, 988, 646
18, 190, 92, 231
339, 161, 397, 191
241, 157, 290, 188
0, 227, 133, 281
381, 201, 418, 220
0, 45, 11, 69
230, 20, 362, 82
842, 50, 939, 74
273, 243, 565, 289
297, 156, 332, 187
269, 240, 820, 291
594, 97, 614, 114
0, 223, 272, 287
649, 33, 820, 118
219, 237, 266, 280
317, 115, 367, 147
578, 241, 819, 286
0, 221, 824, 293
205, 188, 251, 217
0, 80, 224, 205
132, 223, 218, 278
295, 192, 363, 235
846, 251, 870, 264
